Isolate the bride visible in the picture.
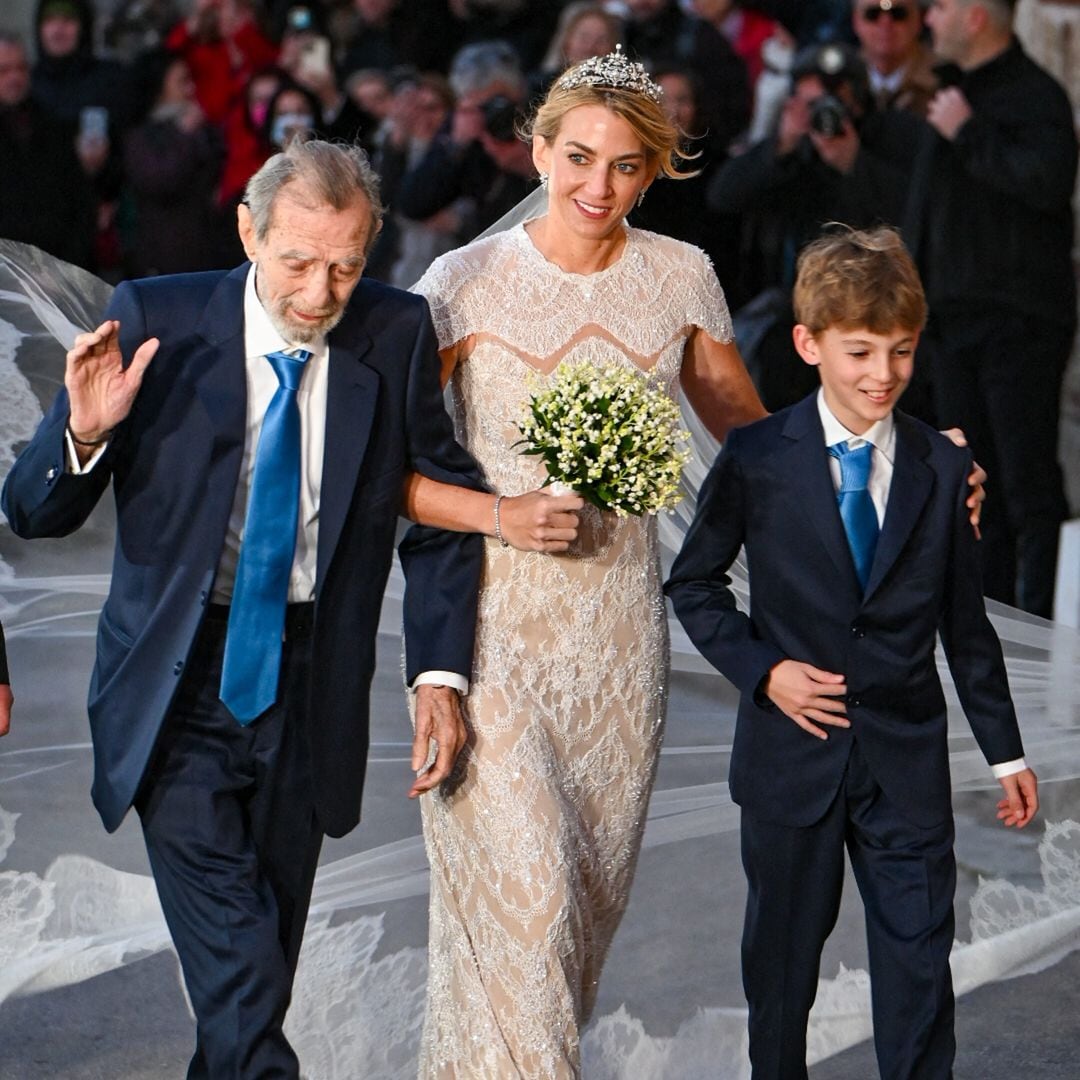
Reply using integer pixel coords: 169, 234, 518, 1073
400, 49, 775, 1078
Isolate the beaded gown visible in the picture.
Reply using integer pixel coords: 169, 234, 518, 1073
413, 223, 734, 1078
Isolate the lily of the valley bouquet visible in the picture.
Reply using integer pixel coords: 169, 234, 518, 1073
517, 361, 690, 516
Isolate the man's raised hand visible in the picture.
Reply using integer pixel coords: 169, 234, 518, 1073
66, 320, 158, 446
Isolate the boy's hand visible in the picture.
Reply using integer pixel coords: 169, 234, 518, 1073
996, 768, 1038, 828
765, 660, 848, 741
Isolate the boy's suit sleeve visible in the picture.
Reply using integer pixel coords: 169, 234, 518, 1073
664, 429, 786, 696
938, 449, 1025, 766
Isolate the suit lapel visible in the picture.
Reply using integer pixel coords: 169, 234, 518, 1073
780, 397, 861, 592
193, 264, 247, 437
317, 313, 377, 591
862, 415, 934, 601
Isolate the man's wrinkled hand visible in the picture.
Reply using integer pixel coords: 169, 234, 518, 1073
409, 684, 468, 797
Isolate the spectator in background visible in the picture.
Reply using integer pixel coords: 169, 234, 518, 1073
691, 0, 779, 86
277, 5, 371, 145
262, 78, 321, 148
446, 0, 563, 73
371, 72, 460, 287
905, 0, 1077, 617
708, 42, 921, 410
32, 0, 134, 275
0, 33, 95, 268
121, 48, 225, 277
633, 67, 745, 307
396, 41, 535, 243
622, 0, 752, 151
105, 0, 183, 62
750, 0, 857, 45
219, 65, 285, 211
166, 0, 278, 126
852, 0, 938, 115
534, 2, 621, 92
339, 0, 459, 77
32, 0, 135, 127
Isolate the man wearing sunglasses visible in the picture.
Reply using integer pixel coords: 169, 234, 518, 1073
852, 0, 938, 115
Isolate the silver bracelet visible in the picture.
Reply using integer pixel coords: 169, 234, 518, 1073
493, 494, 509, 547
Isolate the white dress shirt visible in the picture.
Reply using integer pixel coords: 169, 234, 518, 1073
817, 391, 1025, 779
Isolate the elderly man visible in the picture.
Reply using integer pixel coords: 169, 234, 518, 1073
907, 0, 1077, 617
2, 139, 484, 1078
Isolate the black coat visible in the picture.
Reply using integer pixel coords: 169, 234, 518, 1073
904, 39, 1078, 329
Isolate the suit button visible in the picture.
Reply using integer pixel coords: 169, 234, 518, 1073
173, 661, 184, 675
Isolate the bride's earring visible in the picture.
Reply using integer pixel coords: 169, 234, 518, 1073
637, 187, 647, 208
539, 172, 549, 190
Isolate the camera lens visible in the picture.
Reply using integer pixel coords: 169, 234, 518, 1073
810, 94, 847, 138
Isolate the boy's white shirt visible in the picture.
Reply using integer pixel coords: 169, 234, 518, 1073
816, 390, 1026, 780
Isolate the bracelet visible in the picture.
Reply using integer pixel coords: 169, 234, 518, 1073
68, 425, 113, 448
493, 494, 509, 548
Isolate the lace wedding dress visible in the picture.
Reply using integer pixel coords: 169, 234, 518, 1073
412, 223, 734, 1078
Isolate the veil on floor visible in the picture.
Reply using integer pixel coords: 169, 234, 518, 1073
2, 236, 1080, 1077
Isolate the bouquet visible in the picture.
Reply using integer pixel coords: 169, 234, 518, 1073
516, 361, 690, 516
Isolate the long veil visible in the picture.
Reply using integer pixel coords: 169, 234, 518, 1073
2, 237, 1080, 1076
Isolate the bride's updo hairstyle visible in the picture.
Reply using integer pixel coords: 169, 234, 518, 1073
523, 45, 695, 181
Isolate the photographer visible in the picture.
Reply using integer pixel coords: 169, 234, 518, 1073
395, 41, 535, 243
707, 42, 922, 410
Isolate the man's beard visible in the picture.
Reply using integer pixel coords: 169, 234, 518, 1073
269, 299, 346, 345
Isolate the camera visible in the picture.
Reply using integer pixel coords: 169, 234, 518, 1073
481, 95, 519, 143
809, 94, 848, 138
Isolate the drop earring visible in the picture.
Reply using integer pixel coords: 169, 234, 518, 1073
539, 172, 549, 190
637, 188, 647, 208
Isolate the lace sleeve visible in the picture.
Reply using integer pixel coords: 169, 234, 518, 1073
412, 247, 484, 352
684, 247, 735, 345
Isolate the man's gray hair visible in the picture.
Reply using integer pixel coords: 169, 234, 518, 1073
243, 139, 385, 253
448, 40, 524, 99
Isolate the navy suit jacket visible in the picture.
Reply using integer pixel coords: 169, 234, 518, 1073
2, 264, 484, 836
665, 394, 1023, 829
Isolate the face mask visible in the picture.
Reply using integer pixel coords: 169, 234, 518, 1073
271, 112, 314, 146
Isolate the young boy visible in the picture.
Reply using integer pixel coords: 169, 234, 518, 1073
665, 226, 1038, 1079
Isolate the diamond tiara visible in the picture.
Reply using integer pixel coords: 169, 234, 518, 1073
552, 44, 664, 104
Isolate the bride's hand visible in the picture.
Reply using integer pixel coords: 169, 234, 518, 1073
939, 427, 986, 537
497, 489, 584, 552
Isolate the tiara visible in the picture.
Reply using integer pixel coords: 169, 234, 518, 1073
553, 45, 664, 104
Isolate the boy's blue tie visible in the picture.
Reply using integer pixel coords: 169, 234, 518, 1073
220, 349, 311, 723
828, 440, 879, 592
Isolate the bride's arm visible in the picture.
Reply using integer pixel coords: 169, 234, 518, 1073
403, 339, 585, 552
680, 328, 768, 443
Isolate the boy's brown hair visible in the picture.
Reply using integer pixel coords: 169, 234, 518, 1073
793, 225, 927, 335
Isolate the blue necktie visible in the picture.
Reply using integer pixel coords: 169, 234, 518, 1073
828, 440, 879, 592
220, 349, 311, 723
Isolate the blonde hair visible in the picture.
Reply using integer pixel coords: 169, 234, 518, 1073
793, 225, 927, 335
523, 81, 695, 181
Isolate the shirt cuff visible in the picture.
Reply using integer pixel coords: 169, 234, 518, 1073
991, 757, 1027, 779
65, 428, 109, 474
411, 670, 469, 696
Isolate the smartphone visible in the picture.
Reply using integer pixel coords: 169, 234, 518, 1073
298, 36, 331, 80
79, 106, 109, 142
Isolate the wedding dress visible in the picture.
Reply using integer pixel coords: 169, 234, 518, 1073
411, 223, 734, 1078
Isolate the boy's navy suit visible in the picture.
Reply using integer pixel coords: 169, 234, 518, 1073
666, 392, 1023, 1079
